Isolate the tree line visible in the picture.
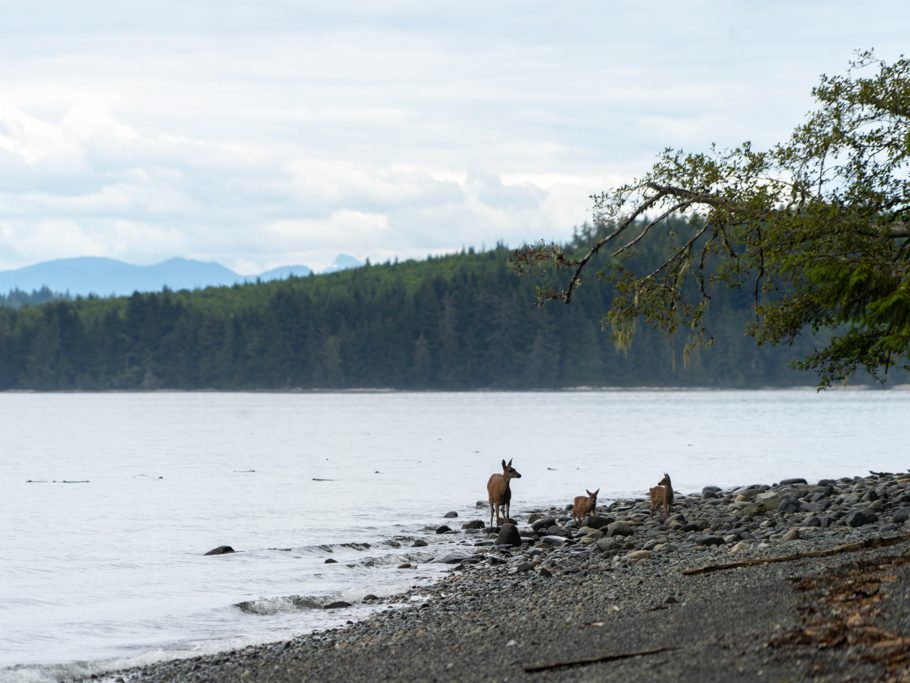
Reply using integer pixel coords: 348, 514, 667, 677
0, 287, 70, 309
0, 236, 852, 391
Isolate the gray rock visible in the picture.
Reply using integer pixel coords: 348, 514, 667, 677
607, 522, 635, 537
778, 497, 801, 514
845, 510, 878, 527
412, 539, 428, 547
437, 552, 473, 564
496, 523, 522, 547
779, 478, 808, 486
694, 535, 725, 546
461, 520, 485, 530
596, 537, 619, 552
780, 529, 800, 542
893, 508, 910, 523
800, 501, 825, 514
584, 515, 612, 530
531, 517, 556, 532
755, 491, 781, 511
539, 535, 567, 546
435, 525, 453, 534
443, 511, 458, 518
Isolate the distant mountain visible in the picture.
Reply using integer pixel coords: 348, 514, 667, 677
0, 257, 315, 297
322, 254, 364, 274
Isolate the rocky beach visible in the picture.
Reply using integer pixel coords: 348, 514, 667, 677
87, 471, 910, 682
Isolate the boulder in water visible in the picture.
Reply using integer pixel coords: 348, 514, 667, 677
323, 601, 352, 609
204, 545, 235, 556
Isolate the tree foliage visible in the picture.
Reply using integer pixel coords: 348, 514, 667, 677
513, 51, 910, 386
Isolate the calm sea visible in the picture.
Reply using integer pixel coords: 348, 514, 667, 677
1, 390, 907, 682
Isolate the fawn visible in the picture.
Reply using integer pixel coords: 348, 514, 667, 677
572, 488, 599, 525
649, 473, 673, 520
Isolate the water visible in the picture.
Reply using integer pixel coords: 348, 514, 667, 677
1, 389, 908, 681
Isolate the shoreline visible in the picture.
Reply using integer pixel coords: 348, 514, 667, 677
7, 385, 910, 395
87, 471, 910, 682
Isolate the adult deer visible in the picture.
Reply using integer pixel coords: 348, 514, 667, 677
487, 459, 521, 527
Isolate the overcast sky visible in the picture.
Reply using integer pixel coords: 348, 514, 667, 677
0, 1, 906, 273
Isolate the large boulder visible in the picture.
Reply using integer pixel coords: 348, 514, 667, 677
496, 523, 522, 547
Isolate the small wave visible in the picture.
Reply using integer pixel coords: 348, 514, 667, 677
266, 541, 374, 556
235, 595, 325, 615
1, 662, 92, 683
353, 551, 435, 568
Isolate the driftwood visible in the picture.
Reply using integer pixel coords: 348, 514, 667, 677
682, 532, 910, 576
524, 646, 676, 673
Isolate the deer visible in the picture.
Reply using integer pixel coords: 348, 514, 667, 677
487, 459, 521, 527
571, 488, 599, 525
649, 472, 674, 520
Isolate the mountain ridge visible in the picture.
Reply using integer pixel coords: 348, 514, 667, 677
0, 255, 362, 297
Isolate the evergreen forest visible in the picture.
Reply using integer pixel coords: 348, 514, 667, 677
0, 225, 880, 390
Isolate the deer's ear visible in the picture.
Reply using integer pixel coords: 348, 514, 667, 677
507, 458, 513, 467
595, 489, 599, 495
502, 459, 507, 469
587, 489, 593, 496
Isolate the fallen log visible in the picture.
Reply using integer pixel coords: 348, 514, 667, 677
683, 533, 910, 576
523, 646, 676, 673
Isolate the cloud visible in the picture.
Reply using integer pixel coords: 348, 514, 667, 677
0, 1, 907, 273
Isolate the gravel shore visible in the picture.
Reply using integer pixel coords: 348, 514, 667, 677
89, 472, 910, 682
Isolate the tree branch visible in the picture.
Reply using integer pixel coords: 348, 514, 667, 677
611, 200, 693, 259
563, 190, 666, 303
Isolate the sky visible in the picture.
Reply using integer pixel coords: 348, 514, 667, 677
0, 1, 907, 274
